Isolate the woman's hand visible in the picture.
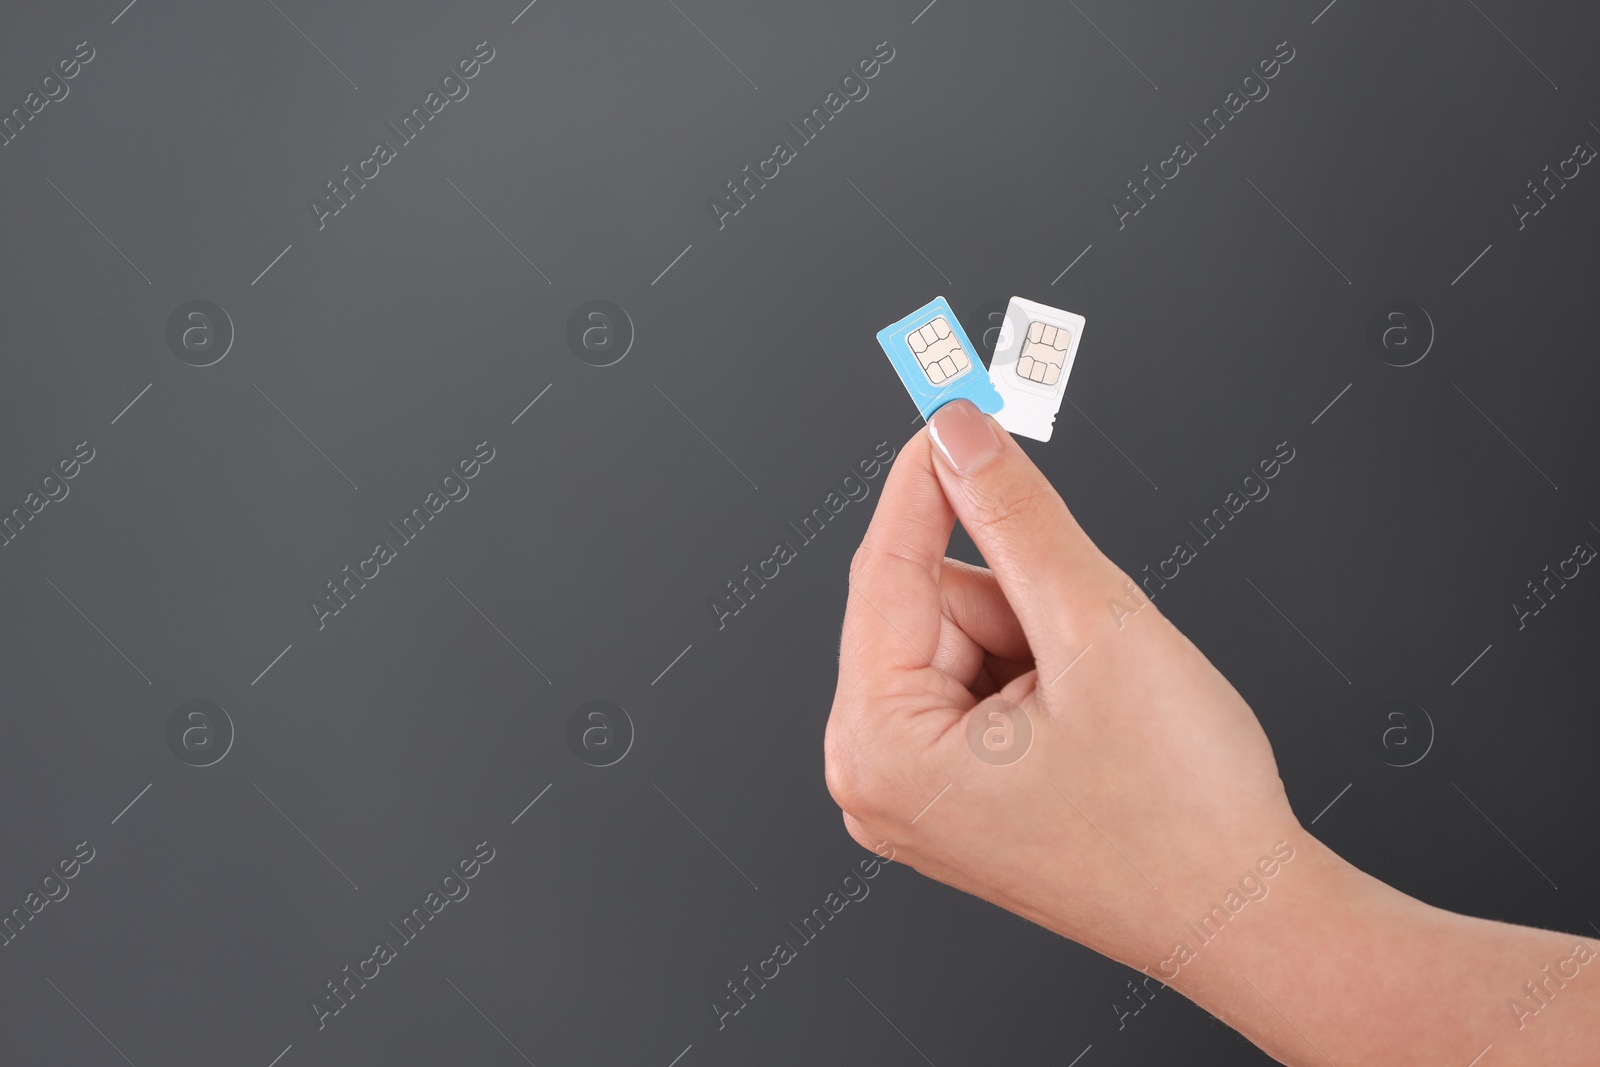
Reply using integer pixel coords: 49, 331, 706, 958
824, 399, 1305, 965
823, 400, 1600, 1067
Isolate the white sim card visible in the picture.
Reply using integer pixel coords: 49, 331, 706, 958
987, 296, 1085, 442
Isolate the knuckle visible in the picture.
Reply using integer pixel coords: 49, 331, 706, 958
823, 727, 884, 820
847, 539, 874, 587
823, 739, 865, 814
965, 479, 1049, 535
849, 534, 934, 589
841, 811, 879, 854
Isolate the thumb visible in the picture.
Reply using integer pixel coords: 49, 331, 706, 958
926, 399, 1119, 662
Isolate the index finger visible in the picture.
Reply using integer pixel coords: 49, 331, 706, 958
838, 428, 956, 681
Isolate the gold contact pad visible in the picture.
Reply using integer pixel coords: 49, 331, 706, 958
1017, 320, 1069, 385
906, 316, 970, 385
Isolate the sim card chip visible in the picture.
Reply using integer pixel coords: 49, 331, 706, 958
906, 315, 971, 385
1017, 320, 1069, 385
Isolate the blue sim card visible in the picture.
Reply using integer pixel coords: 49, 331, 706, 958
875, 296, 1004, 421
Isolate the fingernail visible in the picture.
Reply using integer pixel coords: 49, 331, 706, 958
929, 399, 1003, 475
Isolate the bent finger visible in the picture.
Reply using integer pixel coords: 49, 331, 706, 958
838, 429, 956, 684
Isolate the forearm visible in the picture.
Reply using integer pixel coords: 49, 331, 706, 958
1137, 829, 1600, 1065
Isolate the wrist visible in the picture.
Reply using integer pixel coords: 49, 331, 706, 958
1123, 829, 1400, 1062
1135, 829, 1591, 1066
1120, 823, 1349, 985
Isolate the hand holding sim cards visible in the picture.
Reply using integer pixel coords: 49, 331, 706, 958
876, 295, 1084, 441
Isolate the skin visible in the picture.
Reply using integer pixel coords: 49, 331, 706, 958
824, 402, 1600, 1065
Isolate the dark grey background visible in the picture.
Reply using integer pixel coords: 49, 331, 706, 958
2, 0, 1597, 1064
